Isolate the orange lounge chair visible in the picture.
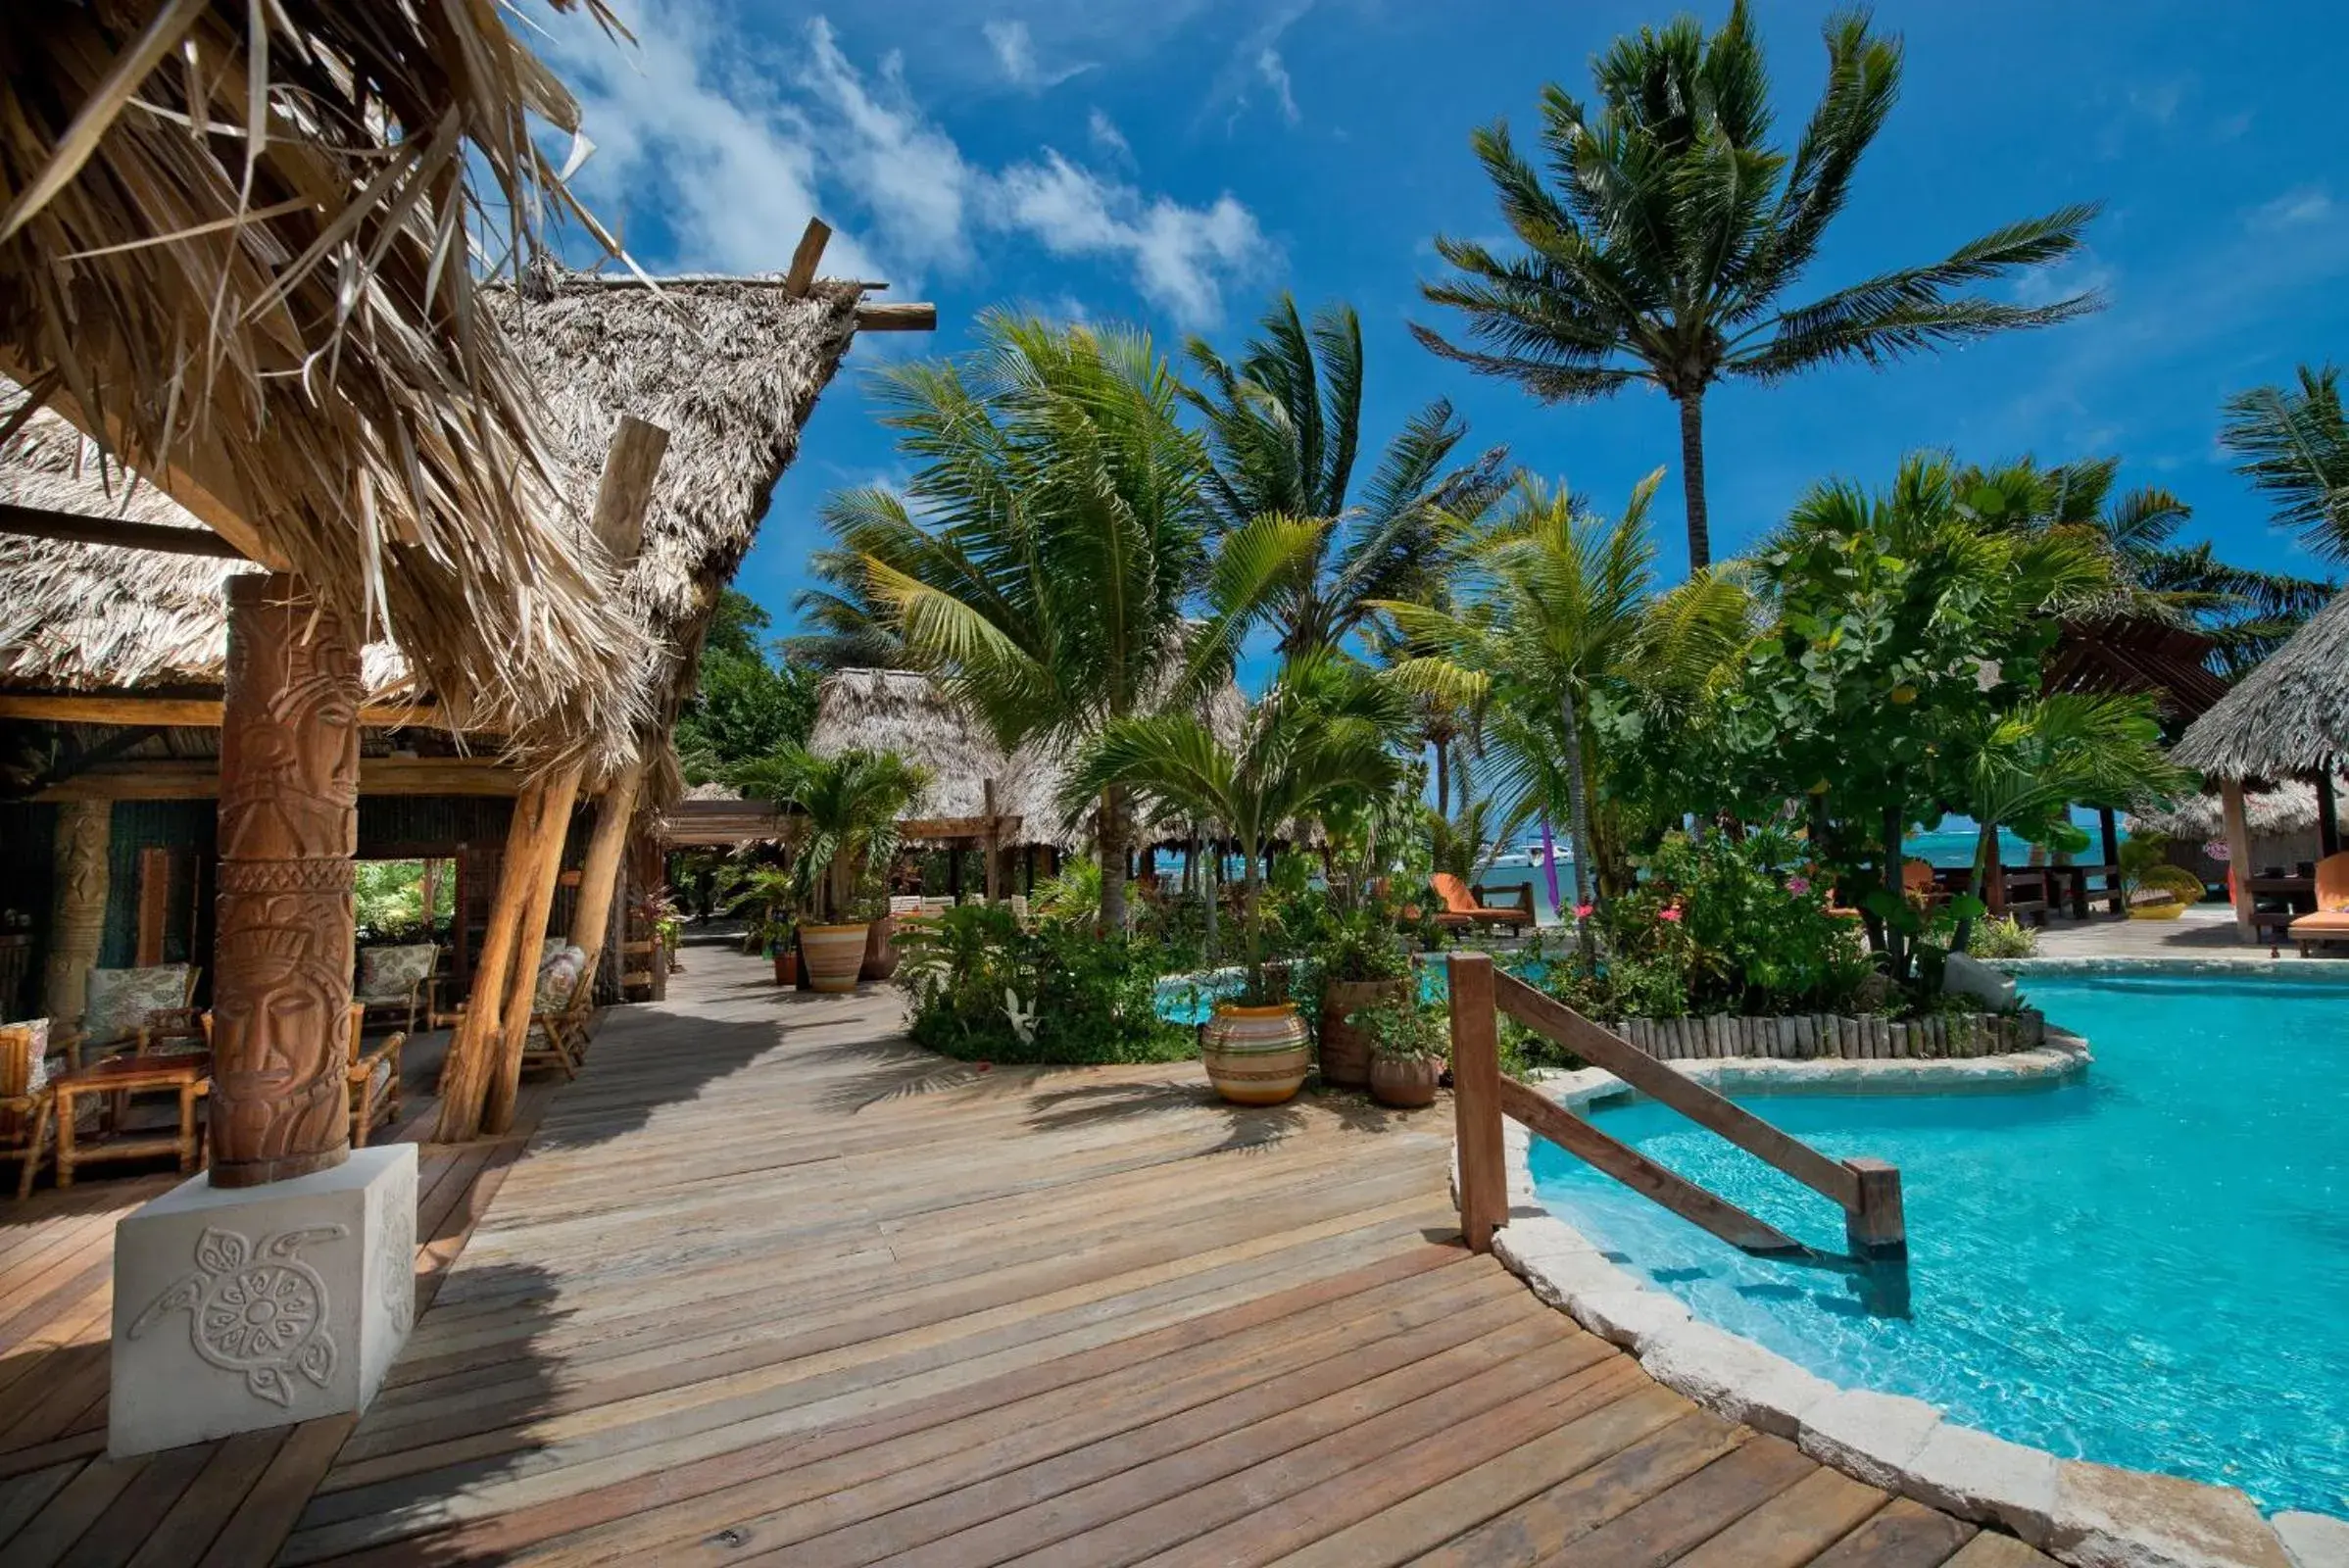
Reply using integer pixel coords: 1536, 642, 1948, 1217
1431, 874, 1535, 936
2288, 852, 2349, 955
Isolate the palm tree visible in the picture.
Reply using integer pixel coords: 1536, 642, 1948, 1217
1068, 653, 1403, 992
822, 312, 1315, 931
1186, 294, 1510, 653
1376, 474, 1750, 950
1413, 2, 2100, 569
730, 746, 928, 923
2220, 363, 2349, 564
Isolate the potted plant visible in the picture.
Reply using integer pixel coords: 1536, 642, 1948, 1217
856, 874, 903, 981
1313, 904, 1412, 1090
1071, 653, 1404, 1105
1354, 997, 1446, 1109
722, 865, 803, 985
731, 745, 928, 994
2118, 831, 2205, 919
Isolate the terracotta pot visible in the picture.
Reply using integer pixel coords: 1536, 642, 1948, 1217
1370, 1053, 1442, 1109
1319, 977, 1408, 1089
860, 915, 901, 980
1201, 1004, 1310, 1105
801, 922, 869, 993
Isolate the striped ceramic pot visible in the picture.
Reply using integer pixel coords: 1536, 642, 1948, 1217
1201, 1004, 1310, 1105
800, 922, 870, 993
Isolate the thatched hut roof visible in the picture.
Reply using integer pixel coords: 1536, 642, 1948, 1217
0, 1, 649, 762
2130, 777, 2345, 842
806, 667, 1250, 851
2170, 589, 2349, 780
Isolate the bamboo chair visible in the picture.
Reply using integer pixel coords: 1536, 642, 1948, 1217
521, 948, 593, 1080
348, 1004, 404, 1147
355, 943, 438, 1037
1, 1021, 56, 1200
62, 964, 201, 1068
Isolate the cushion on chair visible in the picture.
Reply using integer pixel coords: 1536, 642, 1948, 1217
2289, 910, 2349, 935
533, 945, 588, 1010
356, 944, 436, 1002
0, 1019, 49, 1098
365, 1054, 395, 1102
81, 965, 192, 1046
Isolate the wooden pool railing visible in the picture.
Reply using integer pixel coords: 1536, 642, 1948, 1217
1447, 952, 1907, 1263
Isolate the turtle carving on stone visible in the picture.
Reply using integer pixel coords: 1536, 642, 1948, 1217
130, 1225, 345, 1406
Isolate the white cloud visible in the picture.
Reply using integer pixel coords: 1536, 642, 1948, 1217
2010, 256, 2115, 310
982, 18, 1091, 92
546, 4, 1268, 326
1256, 47, 1300, 124
1088, 107, 1132, 164
2247, 186, 2335, 231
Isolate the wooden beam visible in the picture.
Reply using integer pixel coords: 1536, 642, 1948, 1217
134, 847, 171, 967
35, 755, 523, 801
783, 219, 832, 297
0, 691, 452, 729
1445, 953, 1506, 1252
855, 302, 937, 332
436, 775, 556, 1142
2222, 777, 2256, 940
586, 415, 670, 561
0, 501, 252, 559
485, 761, 584, 1135
567, 761, 642, 999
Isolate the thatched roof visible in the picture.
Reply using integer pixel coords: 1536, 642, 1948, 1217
2130, 777, 2345, 841
487, 264, 864, 737
0, 1, 650, 762
806, 667, 1249, 851
2171, 589, 2349, 780
0, 401, 407, 697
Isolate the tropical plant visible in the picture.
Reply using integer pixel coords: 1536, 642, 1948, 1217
721, 862, 801, 954
729, 746, 927, 922
2219, 363, 2349, 564
2117, 830, 2207, 907
822, 312, 1315, 931
1377, 474, 1751, 949
1186, 293, 1510, 654
1966, 914, 2038, 960
894, 904, 1195, 1065
1068, 653, 1405, 1000
677, 591, 821, 782
1413, 1, 2100, 567
1348, 997, 1449, 1062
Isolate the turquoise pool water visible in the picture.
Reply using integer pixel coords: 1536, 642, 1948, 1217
1528, 971, 2349, 1514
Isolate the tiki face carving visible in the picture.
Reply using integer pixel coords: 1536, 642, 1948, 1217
213, 575, 361, 1188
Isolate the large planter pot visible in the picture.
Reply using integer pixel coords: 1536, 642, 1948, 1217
1319, 977, 1408, 1090
801, 922, 870, 993
1369, 1054, 1442, 1109
1201, 1004, 1310, 1106
860, 915, 901, 981
773, 950, 798, 986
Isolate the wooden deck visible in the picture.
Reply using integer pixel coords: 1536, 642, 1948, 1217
0, 943, 2056, 1566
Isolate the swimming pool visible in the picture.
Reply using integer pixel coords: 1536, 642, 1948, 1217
1527, 969, 2349, 1515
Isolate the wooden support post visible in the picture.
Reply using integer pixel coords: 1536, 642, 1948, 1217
567, 761, 642, 1000
982, 779, 1001, 903
783, 218, 832, 296
2222, 778, 2256, 941
40, 799, 110, 1027
484, 763, 584, 1136
2316, 772, 2340, 859
211, 573, 361, 1188
134, 847, 171, 966
2098, 807, 2124, 913
1447, 952, 1506, 1253
435, 791, 548, 1140
1843, 1156, 1906, 1260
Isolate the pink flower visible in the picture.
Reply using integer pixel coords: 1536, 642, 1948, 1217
1659, 906, 1684, 923
1786, 876, 1811, 896
1574, 903, 1594, 919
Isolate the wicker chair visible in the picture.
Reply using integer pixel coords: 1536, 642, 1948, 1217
355, 943, 438, 1037
1, 1020, 56, 1200
60, 964, 200, 1068
520, 947, 592, 1080
348, 1004, 404, 1147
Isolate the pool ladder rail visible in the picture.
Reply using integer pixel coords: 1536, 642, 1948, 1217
1446, 952, 1908, 1267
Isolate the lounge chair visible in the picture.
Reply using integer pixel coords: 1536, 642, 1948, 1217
355, 943, 437, 1037
2289, 853, 2349, 956
1431, 874, 1536, 936
59, 963, 200, 1068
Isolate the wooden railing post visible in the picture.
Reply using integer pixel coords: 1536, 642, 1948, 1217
1448, 952, 1506, 1252
1843, 1156, 1906, 1260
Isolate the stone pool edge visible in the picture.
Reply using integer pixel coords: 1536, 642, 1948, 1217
1463, 1045, 2338, 1568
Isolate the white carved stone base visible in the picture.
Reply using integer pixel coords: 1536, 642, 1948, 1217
109, 1145, 417, 1457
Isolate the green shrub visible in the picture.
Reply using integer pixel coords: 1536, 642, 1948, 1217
1967, 914, 2039, 959
895, 905, 1196, 1065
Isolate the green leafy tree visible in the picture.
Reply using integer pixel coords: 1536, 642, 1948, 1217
822, 312, 1315, 931
1186, 293, 1509, 653
1414, 1, 2099, 568
2220, 363, 2349, 564
730, 746, 928, 922
676, 591, 821, 781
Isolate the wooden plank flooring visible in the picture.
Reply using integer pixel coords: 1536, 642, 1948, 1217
1, 943, 2059, 1566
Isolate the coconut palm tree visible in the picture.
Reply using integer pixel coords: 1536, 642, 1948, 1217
822, 312, 1316, 930
1186, 294, 1510, 653
2220, 362, 2349, 564
729, 746, 929, 922
1376, 474, 1751, 951
1068, 653, 1404, 993
1413, 2, 2100, 569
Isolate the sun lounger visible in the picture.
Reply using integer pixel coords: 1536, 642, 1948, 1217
1431, 874, 1535, 936
2289, 852, 2349, 955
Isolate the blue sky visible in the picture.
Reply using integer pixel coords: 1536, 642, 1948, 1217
541, 0, 2349, 665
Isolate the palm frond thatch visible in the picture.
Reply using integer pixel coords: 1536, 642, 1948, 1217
2170, 589, 2349, 780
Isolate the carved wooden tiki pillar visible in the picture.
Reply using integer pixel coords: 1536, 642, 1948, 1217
41, 799, 112, 1026
212, 573, 361, 1188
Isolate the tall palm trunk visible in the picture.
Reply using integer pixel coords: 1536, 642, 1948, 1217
1099, 786, 1130, 932
1434, 740, 1450, 817
1677, 392, 1712, 571
1557, 689, 1595, 965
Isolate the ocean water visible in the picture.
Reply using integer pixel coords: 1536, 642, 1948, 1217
1527, 971, 2349, 1514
